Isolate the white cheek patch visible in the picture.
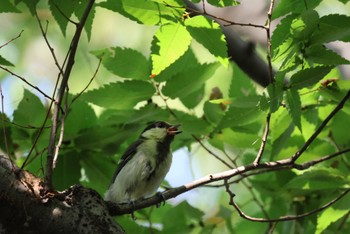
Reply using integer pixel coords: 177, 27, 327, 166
141, 128, 167, 140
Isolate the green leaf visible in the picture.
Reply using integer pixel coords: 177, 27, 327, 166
91, 47, 150, 80
285, 88, 302, 132
272, 0, 322, 19
311, 14, 350, 44
162, 63, 220, 108
305, 45, 350, 65
0, 55, 14, 66
98, 0, 183, 25
290, 66, 332, 89
290, 10, 319, 40
81, 80, 155, 110
80, 152, 116, 195
173, 110, 212, 135
204, 101, 225, 125
285, 168, 349, 190
17, 0, 39, 15
155, 48, 198, 82
229, 64, 256, 98
217, 96, 265, 129
13, 89, 47, 127
151, 23, 192, 75
271, 14, 295, 53
74, 1, 95, 40
65, 97, 98, 138
185, 16, 228, 67
162, 201, 204, 233
316, 195, 350, 234
49, 0, 75, 36
0, 0, 21, 13
207, 0, 239, 7
267, 72, 285, 113
53, 150, 81, 190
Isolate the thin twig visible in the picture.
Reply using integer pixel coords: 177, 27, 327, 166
192, 135, 233, 169
265, 0, 275, 83
0, 65, 55, 102
229, 187, 350, 222
0, 30, 23, 49
35, 13, 64, 77
291, 89, 350, 162
70, 57, 102, 105
45, 0, 95, 191
0, 84, 13, 167
253, 113, 271, 166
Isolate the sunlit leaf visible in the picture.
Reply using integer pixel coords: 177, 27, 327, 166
151, 23, 192, 75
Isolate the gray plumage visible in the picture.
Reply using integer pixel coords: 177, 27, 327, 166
105, 121, 181, 203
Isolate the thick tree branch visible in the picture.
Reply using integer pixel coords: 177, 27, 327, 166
0, 155, 123, 233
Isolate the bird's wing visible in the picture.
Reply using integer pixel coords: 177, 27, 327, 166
109, 139, 143, 185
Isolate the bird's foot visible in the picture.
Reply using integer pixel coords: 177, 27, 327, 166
156, 192, 166, 208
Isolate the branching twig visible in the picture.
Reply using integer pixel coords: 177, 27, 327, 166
291, 89, 350, 162
0, 30, 23, 49
228, 186, 350, 222
45, 0, 95, 191
0, 65, 55, 102
253, 113, 271, 166
35, 13, 64, 77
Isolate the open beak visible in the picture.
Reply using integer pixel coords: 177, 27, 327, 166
167, 124, 182, 135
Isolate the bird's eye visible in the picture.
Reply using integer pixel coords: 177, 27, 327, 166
157, 122, 164, 128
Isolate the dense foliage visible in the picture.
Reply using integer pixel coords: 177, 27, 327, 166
1, 0, 350, 233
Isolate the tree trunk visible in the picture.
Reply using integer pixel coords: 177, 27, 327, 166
0, 155, 124, 234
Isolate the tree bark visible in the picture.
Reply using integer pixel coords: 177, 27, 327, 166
0, 155, 124, 234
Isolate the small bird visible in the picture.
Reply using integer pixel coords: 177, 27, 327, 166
105, 121, 181, 203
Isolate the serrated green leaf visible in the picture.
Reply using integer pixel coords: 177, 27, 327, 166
13, 89, 47, 127
53, 150, 81, 190
305, 45, 350, 65
272, 0, 322, 19
98, 0, 183, 25
271, 14, 295, 53
81, 80, 155, 109
91, 47, 150, 80
162, 63, 220, 108
290, 66, 332, 89
229, 64, 256, 98
173, 110, 212, 135
286, 168, 349, 190
290, 10, 319, 40
65, 97, 98, 138
204, 101, 225, 125
155, 48, 198, 82
18, 0, 39, 15
316, 195, 350, 234
267, 71, 285, 113
185, 16, 228, 67
217, 96, 265, 128
49, 0, 75, 36
0, 55, 14, 66
74, 1, 95, 40
0, 0, 21, 13
151, 23, 192, 75
286, 88, 302, 132
311, 14, 350, 44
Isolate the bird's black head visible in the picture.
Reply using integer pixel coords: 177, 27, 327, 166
141, 121, 181, 141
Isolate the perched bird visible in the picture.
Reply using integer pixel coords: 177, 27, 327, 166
105, 121, 181, 203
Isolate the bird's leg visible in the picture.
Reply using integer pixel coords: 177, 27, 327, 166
156, 192, 166, 207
